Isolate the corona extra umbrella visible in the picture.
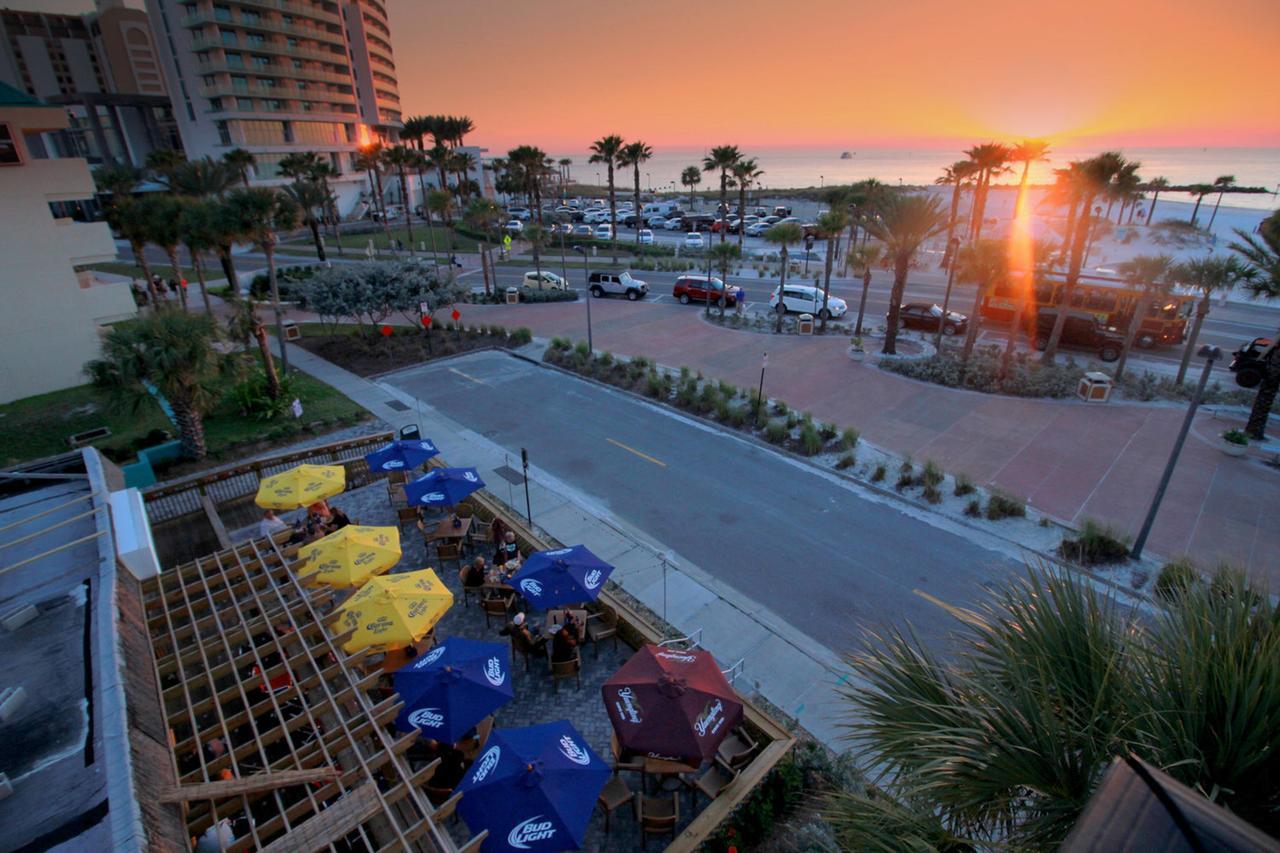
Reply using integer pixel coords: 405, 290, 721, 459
455, 721, 609, 853
333, 568, 453, 653
509, 545, 613, 609
404, 467, 485, 508
254, 464, 345, 510
392, 637, 513, 743
602, 644, 743, 765
364, 438, 440, 473
297, 525, 401, 588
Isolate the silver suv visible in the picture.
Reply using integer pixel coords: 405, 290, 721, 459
587, 270, 648, 301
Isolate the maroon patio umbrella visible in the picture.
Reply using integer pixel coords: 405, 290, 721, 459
602, 644, 744, 765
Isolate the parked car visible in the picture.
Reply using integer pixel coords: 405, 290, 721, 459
1033, 309, 1125, 361
504, 219, 524, 234
744, 221, 770, 237
672, 275, 740, 307
1228, 337, 1274, 388
891, 302, 968, 336
639, 229, 655, 245
663, 217, 685, 231
587, 270, 648, 300
522, 270, 568, 290
371, 204, 404, 221
647, 214, 672, 228
582, 209, 608, 224
684, 232, 704, 249
573, 224, 593, 237
621, 213, 643, 228
507, 207, 532, 221
769, 284, 848, 320
594, 224, 614, 240
773, 205, 792, 217
710, 219, 732, 233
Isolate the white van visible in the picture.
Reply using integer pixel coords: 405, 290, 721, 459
641, 201, 678, 217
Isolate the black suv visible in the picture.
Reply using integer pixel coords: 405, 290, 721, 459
1229, 337, 1274, 388
1034, 309, 1125, 362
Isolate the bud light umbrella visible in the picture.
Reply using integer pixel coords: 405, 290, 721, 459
392, 636, 513, 744
364, 438, 439, 473
602, 644, 744, 765
508, 545, 614, 609
404, 467, 485, 508
455, 720, 609, 853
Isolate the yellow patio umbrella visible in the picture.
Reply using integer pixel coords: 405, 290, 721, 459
334, 568, 454, 653
297, 525, 402, 588
254, 464, 346, 510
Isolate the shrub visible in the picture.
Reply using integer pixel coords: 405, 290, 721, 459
839, 428, 860, 451
1154, 557, 1199, 601
964, 498, 982, 517
922, 484, 943, 504
728, 407, 748, 428
645, 372, 666, 398
511, 327, 533, 345
632, 356, 650, 370
718, 380, 737, 399
819, 422, 838, 441
836, 452, 856, 470
895, 473, 917, 492
921, 460, 944, 488
765, 421, 788, 445
679, 366, 691, 382
1223, 429, 1249, 446
572, 341, 591, 362
773, 400, 790, 416
870, 464, 886, 483
799, 424, 823, 456
985, 491, 1026, 520
231, 370, 297, 420
549, 336, 571, 351
596, 351, 614, 368
675, 379, 698, 409
1208, 564, 1262, 607
1058, 519, 1131, 565
786, 413, 799, 429
899, 455, 914, 474
954, 473, 976, 496
880, 349, 1088, 399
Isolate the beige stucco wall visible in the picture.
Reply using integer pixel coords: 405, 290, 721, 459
0, 104, 132, 403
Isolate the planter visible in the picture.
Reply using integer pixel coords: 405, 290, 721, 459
847, 346, 865, 362
1220, 438, 1248, 457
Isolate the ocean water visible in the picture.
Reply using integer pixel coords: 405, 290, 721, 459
557, 146, 1280, 212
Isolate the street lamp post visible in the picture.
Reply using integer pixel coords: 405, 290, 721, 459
754, 353, 768, 424
1130, 345, 1222, 559
583, 241, 594, 355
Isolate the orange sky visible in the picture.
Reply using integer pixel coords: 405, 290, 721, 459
388, 0, 1280, 151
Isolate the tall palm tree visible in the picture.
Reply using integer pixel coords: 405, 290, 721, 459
282, 178, 330, 261
400, 115, 430, 150
815, 209, 849, 330
1230, 211, 1280, 439
524, 222, 549, 286
702, 145, 741, 243
707, 241, 741, 318
1207, 174, 1236, 230
148, 194, 189, 310
1111, 254, 1174, 381
731, 158, 763, 249
964, 143, 1011, 242
588, 134, 625, 262
447, 115, 475, 147
1107, 160, 1142, 222
680, 166, 701, 207
354, 143, 392, 243
508, 145, 549, 221
1186, 183, 1215, 226
107, 196, 161, 304
765, 222, 805, 333
382, 144, 417, 250
1144, 177, 1170, 224
177, 198, 219, 316
93, 162, 142, 202
86, 311, 226, 459
1009, 139, 1050, 219
227, 187, 300, 380
464, 198, 504, 295
223, 147, 255, 187
427, 189, 455, 256
449, 150, 478, 199
861, 194, 948, 354
1172, 255, 1254, 384
558, 157, 572, 184
618, 141, 653, 247
955, 239, 1008, 363
165, 156, 238, 199
425, 142, 452, 194
1000, 238, 1059, 374
936, 160, 978, 268
224, 292, 279, 397
847, 244, 883, 336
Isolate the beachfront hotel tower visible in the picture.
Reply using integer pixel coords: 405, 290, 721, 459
144, 0, 401, 213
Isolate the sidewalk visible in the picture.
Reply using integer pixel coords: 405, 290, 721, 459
277, 340, 855, 747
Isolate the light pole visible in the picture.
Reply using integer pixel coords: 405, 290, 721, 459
583, 240, 594, 355
754, 352, 767, 424
1130, 345, 1221, 559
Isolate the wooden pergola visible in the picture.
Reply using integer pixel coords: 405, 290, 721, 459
139, 532, 484, 851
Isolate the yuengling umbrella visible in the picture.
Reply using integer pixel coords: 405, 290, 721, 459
364, 438, 439, 473
297, 525, 401, 588
455, 720, 609, 853
333, 568, 453, 653
404, 467, 484, 508
509, 544, 613, 609
393, 637, 513, 743
603, 643, 744, 765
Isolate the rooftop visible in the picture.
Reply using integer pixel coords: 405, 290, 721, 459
0, 81, 45, 108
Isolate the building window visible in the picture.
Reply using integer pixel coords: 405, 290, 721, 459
266, 99, 282, 111
252, 56, 270, 68
214, 5, 232, 22
219, 28, 237, 46
209, 97, 224, 111
282, 121, 294, 143
246, 33, 265, 46
237, 97, 253, 110
225, 52, 244, 68
0, 124, 21, 166
216, 120, 231, 145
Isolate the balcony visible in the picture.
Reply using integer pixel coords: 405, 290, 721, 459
197, 57, 352, 84
228, 0, 341, 25
182, 11, 345, 46
200, 81, 354, 104
192, 34, 347, 64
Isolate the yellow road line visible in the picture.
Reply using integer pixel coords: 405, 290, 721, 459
606, 438, 667, 468
448, 367, 488, 385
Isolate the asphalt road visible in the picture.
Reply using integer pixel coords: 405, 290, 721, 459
386, 350, 1028, 653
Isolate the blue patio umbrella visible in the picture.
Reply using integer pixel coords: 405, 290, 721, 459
509, 545, 614, 609
393, 637, 513, 744
455, 721, 610, 853
364, 438, 440, 473
404, 467, 485, 507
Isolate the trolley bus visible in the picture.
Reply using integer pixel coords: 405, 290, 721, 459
980, 271, 1195, 348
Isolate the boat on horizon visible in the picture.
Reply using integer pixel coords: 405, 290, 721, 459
840, 151, 852, 159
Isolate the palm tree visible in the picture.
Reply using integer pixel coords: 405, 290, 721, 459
107, 196, 161, 304
426, 143, 452, 194
1107, 160, 1142, 222
447, 115, 475, 147
177, 198, 219, 316
936, 160, 978, 268
449, 150, 478, 198
1230, 211, 1280, 439
1186, 183, 1215, 226
508, 145, 549, 221
1111, 254, 1174, 381
1000, 239, 1059, 374
1207, 174, 1236, 230
707, 242, 741, 318
282, 178, 330, 261
148, 194, 189, 310
145, 148, 186, 187
86, 311, 226, 459
589, 135, 625, 262
227, 187, 300, 380
963, 143, 1011, 242
702, 145, 741, 243
464, 198, 504, 296
954, 239, 1008, 363
165, 156, 238, 199
209, 198, 248, 299
1172, 255, 1254, 384
847, 244, 883, 336
354, 142, 393, 243
382, 144, 417, 250
731, 159, 763, 249
1144, 177, 1169, 224
815, 209, 849, 330
680, 166, 701, 207
1010, 139, 1050, 219
427, 189, 455, 256
524, 222, 550, 286
618, 140, 653, 247
764, 222, 805, 333
558, 157, 572, 184
827, 566, 1280, 849
93, 162, 142, 202
861, 194, 948, 354
222, 147, 255, 187
224, 293, 280, 398
400, 115, 430, 150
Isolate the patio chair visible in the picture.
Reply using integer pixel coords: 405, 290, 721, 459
586, 610, 619, 658
716, 727, 758, 770
549, 651, 581, 693
388, 483, 407, 509
635, 792, 679, 848
435, 541, 462, 569
692, 757, 739, 806
597, 771, 635, 833
458, 715, 494, 763
387, 470, 407, 486
481, 596, 511, 629
396, 506, 420, 530
508, 630, 534, 672
425, 783, 454, 807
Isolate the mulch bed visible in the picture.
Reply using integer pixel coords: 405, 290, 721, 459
296, 327, 520, 377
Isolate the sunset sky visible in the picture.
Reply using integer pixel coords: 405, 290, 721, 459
15, 0, 1280, 151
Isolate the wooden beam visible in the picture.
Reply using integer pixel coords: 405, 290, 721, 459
160, 768, 340, 802
258, 783, 382, 852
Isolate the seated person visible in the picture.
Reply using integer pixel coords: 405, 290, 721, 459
259, 510, 289, 540
326, 506, 351, 532
489, 516, 509, 545
431, 746, 467, 790
551, 623, 579, 668
461, 556, 487, 589
494, 531, 520, 566
499, 613, 546, 655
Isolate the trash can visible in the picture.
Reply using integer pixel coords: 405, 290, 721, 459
505, 287, 519, 304
797, 313, 814, 335
283, 320, 301, 341
1077, 371, 1113, 403
399, 423, 421, 441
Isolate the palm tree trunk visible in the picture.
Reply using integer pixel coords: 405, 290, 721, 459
608, 164, 617, 264
309, 219, 327, 262
423, 205, 440, 271
774, 246, 790, 334
1208, 191, 1226, 230
253, 320, 281, 398
961, 280, 988, 363
398, 168, 415, 250
819, 234, 835, 331
1112, 296, 1150, 381
1190, 195, 1204, 225
1175, 296, 1210, 384
216, 244, 239, 295
633, 166, 642, 248
719, 172, 728, 244
941, 181, 962, 268
132, 242, 159, 306
479, 239, 491, 296
1043, 191, 1096, 362
171, 398, 208, 460
191, 252, 212, 316
1001, 301, 1026, 375
855, 269, 872, 336
882, 254, 909, 355
265, 240, 289, 381
1245, 349, 1278, 440
166, 246, 187, 311
738, 182, 747, 249
1059, 196, 1079, 266
1147, 191, 1161, 224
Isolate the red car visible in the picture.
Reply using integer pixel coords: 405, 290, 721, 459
672, 275, 740, 307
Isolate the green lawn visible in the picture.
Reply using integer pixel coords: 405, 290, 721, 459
0, 371, 367, 467
279, 226, 482, 257
77, 261, 204, 282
